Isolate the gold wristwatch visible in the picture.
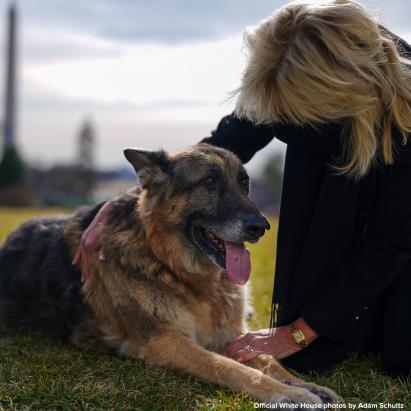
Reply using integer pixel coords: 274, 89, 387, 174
289, 322, 306, 349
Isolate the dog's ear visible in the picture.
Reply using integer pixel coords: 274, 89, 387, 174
124, 148, 172, 188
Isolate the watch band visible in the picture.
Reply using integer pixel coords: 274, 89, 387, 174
289, 322, 306, 349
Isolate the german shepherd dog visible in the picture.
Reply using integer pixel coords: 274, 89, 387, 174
0, 144, 341, 407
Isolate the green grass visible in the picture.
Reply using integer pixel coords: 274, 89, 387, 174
0, 209, 410, 410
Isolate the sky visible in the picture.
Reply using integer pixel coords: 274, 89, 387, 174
0, 0, 410, 176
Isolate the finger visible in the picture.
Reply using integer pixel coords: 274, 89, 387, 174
250, 337, 272, 351
223, 344, 241, 358
225, 333, 249, 348
230, 337, 274, 360
223, 333, 253, 356
228, 340, 258, 359
224, 343, 245, 358
234, 332, 256, 344
224, 338, 254, 358
237, 350, 265, 363
226, 334, 269, 358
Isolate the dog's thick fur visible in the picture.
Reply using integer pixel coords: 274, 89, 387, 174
0, 144, 341, 406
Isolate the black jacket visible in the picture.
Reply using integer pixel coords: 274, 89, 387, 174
202, 35, 411, 377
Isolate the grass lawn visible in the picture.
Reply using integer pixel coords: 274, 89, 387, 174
0, 208, 410, 410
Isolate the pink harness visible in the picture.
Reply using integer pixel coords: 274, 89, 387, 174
72, 200, 112, 282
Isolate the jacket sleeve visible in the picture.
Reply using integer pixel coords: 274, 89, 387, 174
301, 135, 411, 341
200, 114, 275, 163
379, 25, 411, 58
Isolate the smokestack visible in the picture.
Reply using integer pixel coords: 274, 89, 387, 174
3, 1, 17, 149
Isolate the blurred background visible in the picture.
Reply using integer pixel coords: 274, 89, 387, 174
0, 0, 409, 213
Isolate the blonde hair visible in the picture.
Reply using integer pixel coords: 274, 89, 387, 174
235, 0, 411, 177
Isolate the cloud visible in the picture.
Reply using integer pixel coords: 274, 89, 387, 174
21, 27, 126, 62
18, 0, 284, 45
0, 0, 409, 175
0, 0, 409, 65
23, 35, 246, 106
8, 0, 409, 49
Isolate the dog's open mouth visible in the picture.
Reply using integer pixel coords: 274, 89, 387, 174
193, 227, 251, 285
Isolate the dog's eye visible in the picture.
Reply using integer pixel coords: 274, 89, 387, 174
202, 176, 216, 189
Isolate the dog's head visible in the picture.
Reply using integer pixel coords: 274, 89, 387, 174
124, 143, 270, 284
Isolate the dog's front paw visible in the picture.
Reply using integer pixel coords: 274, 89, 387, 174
284, 381, 343, 405
268, 386, 323, 409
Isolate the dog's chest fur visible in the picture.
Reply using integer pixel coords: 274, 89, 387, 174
177, 281, 249, 353
150, 279, 249, 353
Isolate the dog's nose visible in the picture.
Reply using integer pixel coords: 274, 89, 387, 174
243, 214, 270, 237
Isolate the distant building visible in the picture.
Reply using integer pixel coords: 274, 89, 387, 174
75, 119, 97, 202
28, 120, 99, 207
77, 120, 95, 170
92, 168, 136, 203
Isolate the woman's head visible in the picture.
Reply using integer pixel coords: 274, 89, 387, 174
235, 0, 411, 177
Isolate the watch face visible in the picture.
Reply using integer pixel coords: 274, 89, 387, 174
292, 330, 305, 344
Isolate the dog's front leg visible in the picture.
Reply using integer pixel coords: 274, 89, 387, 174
250, 355, 302, 382
249, 355, 343, 405
134, 331, 325, 406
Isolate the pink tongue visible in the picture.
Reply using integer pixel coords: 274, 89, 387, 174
225, 242, 251, 285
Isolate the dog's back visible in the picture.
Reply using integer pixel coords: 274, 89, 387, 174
0, 204, 102, 339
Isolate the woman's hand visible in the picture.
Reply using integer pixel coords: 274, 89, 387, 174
223, 318, 318, 363
223, 327, 299, 363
